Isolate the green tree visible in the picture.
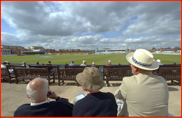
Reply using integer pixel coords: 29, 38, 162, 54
173, 47, 181, 50
152, 47, 155, 50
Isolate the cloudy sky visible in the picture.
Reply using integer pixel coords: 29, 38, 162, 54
1, 1, 181, 50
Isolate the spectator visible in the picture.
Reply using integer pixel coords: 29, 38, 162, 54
35, 62, 40, 66
46, 61, 53, 73
22, 61, 26, 66
157, 59, 163, 65
80, 60, 86, 66
4, 61, 10, 65
106, 60, 113, 73
65, 63, 69, 68
73, 67, 117, 117
14, 78, 73, 117
22, 61, 29, 68
115, 49, 168, 117
47, 61, 52, 66
106, 60, 113, 66
1, 62, 9, 82
91, 62, 95, 67
1, 62, 8, 68
152, 59, 162, 75
69, 61, 75, 66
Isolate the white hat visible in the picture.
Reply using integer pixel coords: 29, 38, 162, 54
108, 60, 111, 63
126, 49, 159, 70
92, 62, 95, 65
83, 60, 86, 63
156, 59, 161, 63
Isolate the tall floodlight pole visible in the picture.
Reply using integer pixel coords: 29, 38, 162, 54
129, 44, 130, 53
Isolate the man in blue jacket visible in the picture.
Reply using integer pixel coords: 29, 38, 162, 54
73, 67, 117, 117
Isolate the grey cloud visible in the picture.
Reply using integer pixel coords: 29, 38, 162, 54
124, 36, 181, 49
2, 1, 180, 36
123, 1, 181, 36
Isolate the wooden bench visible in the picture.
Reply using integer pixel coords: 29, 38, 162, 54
159, 67, 181, 86
1, 67, 14, 83
106, 67, 132, 86
103, 65, 130, 80
29, 65, 58, 77
57, 68, 84, 86
14, 67, 55, 85
1, 65, 25, 83
153, 64, 181, 75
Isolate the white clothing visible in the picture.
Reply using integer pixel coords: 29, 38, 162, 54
1, 64, 6, 68
31, 99, 51, 106
80, 64, 86, 66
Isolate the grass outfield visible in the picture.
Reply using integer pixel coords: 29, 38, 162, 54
1, 54, 181, 65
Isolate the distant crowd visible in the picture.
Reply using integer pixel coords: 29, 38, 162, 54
1, 57, 164, 69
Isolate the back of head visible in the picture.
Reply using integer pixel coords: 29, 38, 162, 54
108, 60, 111, 63
48, 61, 51, 64
76, 67, 104, 91
22, 61, 26, 65
3, 62, 7, 65
157, 59, 161, 63
36, 62, 39, 64
92, 62, 95, 65
83, 60, 86, 64
71, 61, 74, 64
26, 78, 49, 103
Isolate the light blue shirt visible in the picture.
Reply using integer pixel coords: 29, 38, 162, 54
80, 64, 86, 66
69, 63, 75, 66
158, 62, 163, 65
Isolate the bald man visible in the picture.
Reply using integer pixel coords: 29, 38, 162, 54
106, 60, 113, 66
14, 78, 73, 117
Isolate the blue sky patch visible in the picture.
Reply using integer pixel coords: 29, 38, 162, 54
1, 19, 17, 34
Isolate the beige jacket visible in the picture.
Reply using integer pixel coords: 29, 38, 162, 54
115, 72, 169, 117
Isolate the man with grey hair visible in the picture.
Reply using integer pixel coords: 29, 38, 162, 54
106, 60, 113, 66
91, 62, 95, 67
14, 78, 73, 117
80, 60, 86, 66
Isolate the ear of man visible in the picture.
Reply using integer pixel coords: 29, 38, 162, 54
26, 93, 30, 99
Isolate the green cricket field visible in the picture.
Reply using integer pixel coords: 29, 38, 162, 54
1, 54, 181, 65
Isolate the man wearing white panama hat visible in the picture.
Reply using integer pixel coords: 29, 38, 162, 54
115, 49, 169, 117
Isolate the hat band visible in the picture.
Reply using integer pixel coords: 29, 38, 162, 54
132, 57, 152, 67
